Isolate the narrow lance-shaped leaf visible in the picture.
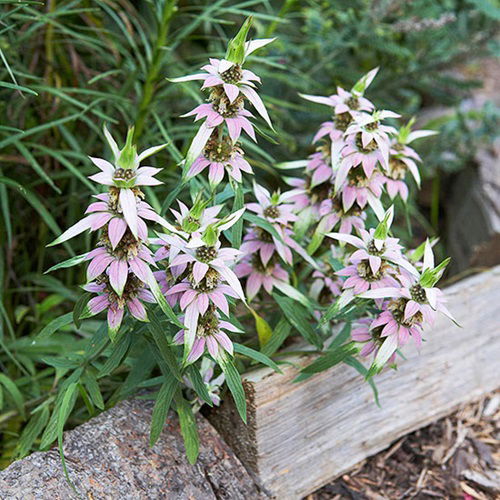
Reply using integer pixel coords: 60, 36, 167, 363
149, 377, 179, 447
219, 353, 247, 423
175, 391, 200, 464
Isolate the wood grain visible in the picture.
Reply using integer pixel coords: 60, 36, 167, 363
210, 266, 500, 499
447, 140, 500, 272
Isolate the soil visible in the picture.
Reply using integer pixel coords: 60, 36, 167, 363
309, 391, 500, 500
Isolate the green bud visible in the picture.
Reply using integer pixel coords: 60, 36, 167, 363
191, 193, 209, 219
182, 218, 200, 234
398, 117, 416, 144
202, 225, 218, 247
373, 206, 394, 240
225, 17, 253, 65
270, 192, 281, 205
419, 257, 450, 287
117, 127, 138, 169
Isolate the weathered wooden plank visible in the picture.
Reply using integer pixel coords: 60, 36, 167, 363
209, 266, 500, 499
447, 140, 500, 272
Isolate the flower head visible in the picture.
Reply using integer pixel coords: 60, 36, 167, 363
235, 255, 288, 301
188, 134, 252, 185
84, 275, 155, 337
246, 183, 299, 227
174, 308, 240, 362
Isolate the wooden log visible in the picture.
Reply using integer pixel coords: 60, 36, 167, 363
209, 266, 500, 499
447, 140, 500, 273
0, 399, 265, 499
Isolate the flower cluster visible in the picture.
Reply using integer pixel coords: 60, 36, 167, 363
173, 37, 274, 187
152, 207, 245, 361
48, 22, 454, 437
294, 69, 436, 251
236, 183, 306, 300
332, 222, 455, 372
49, 127, 177, 338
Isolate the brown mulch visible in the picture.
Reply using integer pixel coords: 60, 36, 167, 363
309, 391, 500, 500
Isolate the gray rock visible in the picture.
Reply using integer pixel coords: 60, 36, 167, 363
0, 399, 265, 499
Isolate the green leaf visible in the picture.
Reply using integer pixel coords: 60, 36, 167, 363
0, 374, 25, 418
57, 383, 79, 436
0, 176, 74, 256
243, 213, 283, 242
249, 307, 273, 347
231, 183, 244, 248
147, 277, 184, 329
321, 290, 355, 324
327, 322, 352, 351
344, 356, 380, 407
15, 407, 49, 458
149, 377, 179, 447
97, 332, 131, 377
0, 81, 38, 95
14, 141, 61, 193
82, 372, 105, 410
57, 382, 79, 490
234, 343, 282, 374
109, 345, 156, 405
35, 313, 73, 339
148, 309, 183, 382
73, 292, 91, 329
261, 317, 291, 357
273, 294, 322, 349
300, 342, 359, 375
273, 281, 314, 311
219, 354, 247, 423
175, 392, 200, 464
186, 365, 213, 406
45, 253, 88, 274
373, 206, 394, 240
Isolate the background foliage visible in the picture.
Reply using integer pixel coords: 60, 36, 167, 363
0, 0, 498, 467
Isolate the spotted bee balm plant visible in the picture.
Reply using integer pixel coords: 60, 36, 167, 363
45, 19, 455, 464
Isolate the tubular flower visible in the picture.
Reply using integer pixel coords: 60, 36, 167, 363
337, 261, 399, 295
383, 122, 436, 201
351, 318, 397, 365
370, 299, 423, 347
310, 267, 343, 303
246, 183, 300, 227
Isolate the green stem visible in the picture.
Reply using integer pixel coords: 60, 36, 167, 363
134, 0, 177, 142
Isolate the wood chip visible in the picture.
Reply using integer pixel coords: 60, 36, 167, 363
460, 481, 489, 500
483, 394, 500, 417
462, 469, 500, 493
442, 421, 468, 464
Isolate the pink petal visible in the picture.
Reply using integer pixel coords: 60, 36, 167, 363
205, 335, 219, 358
192, 261, 209, 283
119, 188, 138, 238
127, 298, 147, 321
187, 338, 205, 362
108, 217, 127, 249
88, 295, 109, 314
223, 83, 240, 103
